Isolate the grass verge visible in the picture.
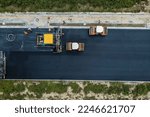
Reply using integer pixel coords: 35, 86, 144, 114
0, 0, 148, 12
0, 80, 150, 99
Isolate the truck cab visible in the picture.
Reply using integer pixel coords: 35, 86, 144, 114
89, 26, 108, 36
66, 42, 84, 52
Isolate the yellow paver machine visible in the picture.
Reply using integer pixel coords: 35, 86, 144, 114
36, 27, 63, 53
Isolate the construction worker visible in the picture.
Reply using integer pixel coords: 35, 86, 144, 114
24, 28, 32, 35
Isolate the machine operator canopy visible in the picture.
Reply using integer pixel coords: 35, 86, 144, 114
44, 34, 54, 45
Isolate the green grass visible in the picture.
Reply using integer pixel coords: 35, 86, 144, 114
84, 83, 108, 94
0, 80, 25, 93
27, 81, 81, 98
28, 81, 69, 98
0, 80, 26, 99
0, 0, 147, 12
84, 82, 131, 95
0, 81, 81, 99
69, 82, 81, 93
107, 82, 131, 95
133, 83, 150, 97
46, 82, 68, 93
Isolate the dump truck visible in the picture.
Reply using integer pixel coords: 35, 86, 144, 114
89, 26, 108, 36
66, 42, 85, 51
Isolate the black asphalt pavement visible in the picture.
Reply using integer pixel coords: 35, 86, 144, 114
0, 28, 150, 81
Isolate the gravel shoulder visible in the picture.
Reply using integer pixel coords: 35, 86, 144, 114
0, 12, 150, 28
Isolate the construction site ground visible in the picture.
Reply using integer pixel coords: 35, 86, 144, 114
1, 12, 150, 99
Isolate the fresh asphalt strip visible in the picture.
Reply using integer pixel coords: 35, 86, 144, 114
0, 28, 150, 80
